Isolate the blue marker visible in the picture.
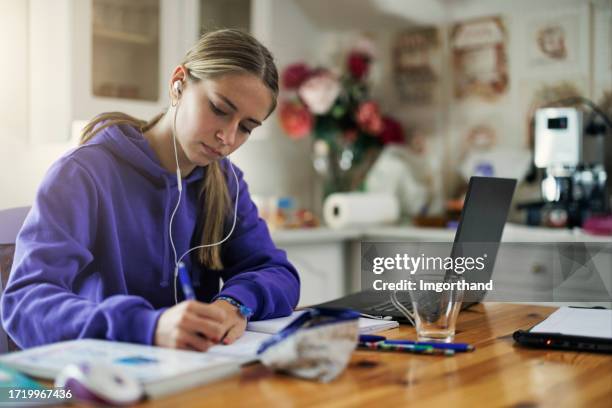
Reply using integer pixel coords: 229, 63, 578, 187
177, 262, 196, 300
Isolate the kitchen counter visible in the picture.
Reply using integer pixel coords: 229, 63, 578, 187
270, 223, 611, 308
271, 223, 612, 245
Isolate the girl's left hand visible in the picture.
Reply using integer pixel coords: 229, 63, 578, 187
211, 299, 247, 344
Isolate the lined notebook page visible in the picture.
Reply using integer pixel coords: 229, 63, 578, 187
207, 331, 271, 361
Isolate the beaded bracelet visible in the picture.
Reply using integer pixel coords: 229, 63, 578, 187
217, 296, 254, 319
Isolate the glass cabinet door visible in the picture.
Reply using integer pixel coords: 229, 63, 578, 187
92, 0, 160, 101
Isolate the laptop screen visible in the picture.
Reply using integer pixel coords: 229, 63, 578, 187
450, 176, 517, 302
453, 176, 517, 244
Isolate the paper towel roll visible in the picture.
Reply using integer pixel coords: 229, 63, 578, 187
323, 192, 400, 229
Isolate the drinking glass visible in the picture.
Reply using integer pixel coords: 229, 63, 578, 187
406, 272, 465, 343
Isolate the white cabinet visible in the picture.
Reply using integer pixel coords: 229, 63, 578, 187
491, 243, 555, 299
272, 229, 357, 307
274, 225, 612, 308
282, 242, 346, 307
28, 0, 200, 144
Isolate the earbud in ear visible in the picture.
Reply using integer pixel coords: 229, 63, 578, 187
173, 80, 183, 96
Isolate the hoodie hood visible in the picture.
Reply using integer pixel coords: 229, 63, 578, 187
92, 123, 205, 188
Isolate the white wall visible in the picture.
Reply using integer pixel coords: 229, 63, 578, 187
0, 0, 72, 210
229, 0, 320, 209
0, 0, 28, 143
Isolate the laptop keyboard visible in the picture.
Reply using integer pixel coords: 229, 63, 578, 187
370, 300, 413, 314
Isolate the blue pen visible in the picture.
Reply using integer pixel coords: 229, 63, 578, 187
177, 262, 196, 300
384, 340, 474, 352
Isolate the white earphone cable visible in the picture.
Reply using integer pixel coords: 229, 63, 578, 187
168, 103, 182, 271
168, 91, 240, 304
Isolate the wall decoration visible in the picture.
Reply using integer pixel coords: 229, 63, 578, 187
526, 14, 580, 66
392, 27, 441, 105
451, 16, 508, 101
462, 124, 497, 156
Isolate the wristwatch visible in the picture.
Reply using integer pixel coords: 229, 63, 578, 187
217, 296, 254, 319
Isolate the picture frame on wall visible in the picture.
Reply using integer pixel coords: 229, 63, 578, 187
526, 14, 580, 68
518, 5, 590, 78
392, 27, 441, 106
450, 16, 509, 102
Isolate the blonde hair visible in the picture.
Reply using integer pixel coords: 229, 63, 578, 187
80, 29, 279, 270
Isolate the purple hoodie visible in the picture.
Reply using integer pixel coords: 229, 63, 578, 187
1, 124, 300, 349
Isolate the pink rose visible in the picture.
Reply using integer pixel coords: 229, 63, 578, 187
282, 63, 311, 90
298, 71, 341, 114
278, 100, 313, 139
356, 101, 383, 135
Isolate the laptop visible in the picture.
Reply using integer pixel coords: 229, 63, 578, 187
313, 176, 517, 323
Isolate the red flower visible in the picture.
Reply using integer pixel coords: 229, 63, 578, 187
356, 101, 383, 135
278, 100, 313, 139
282, 63, 312, 90
347, 51, 371, 80
379, 116, 405, 145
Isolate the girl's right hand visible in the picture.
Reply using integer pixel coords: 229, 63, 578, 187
154, 300, 228, 351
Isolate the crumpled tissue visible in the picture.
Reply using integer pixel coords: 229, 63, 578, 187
257, 309, 359, 382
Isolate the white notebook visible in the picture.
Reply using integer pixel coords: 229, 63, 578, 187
0, 339, 240, 399
246, 310, 399, 335
530, 307, 612, 339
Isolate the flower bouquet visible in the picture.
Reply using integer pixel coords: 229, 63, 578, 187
278, 43, 405, 199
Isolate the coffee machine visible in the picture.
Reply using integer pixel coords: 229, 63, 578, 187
532, 107, 609, 228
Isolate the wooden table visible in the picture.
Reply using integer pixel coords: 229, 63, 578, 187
121, 303, 611, 408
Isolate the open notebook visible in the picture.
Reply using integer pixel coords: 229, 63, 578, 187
247, 310, 399, 335
208, 310, 399, 360
0, 311, 397, 398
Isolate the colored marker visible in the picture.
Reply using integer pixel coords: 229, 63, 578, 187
359, 341, 455, 356
384, 340, 475, 352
